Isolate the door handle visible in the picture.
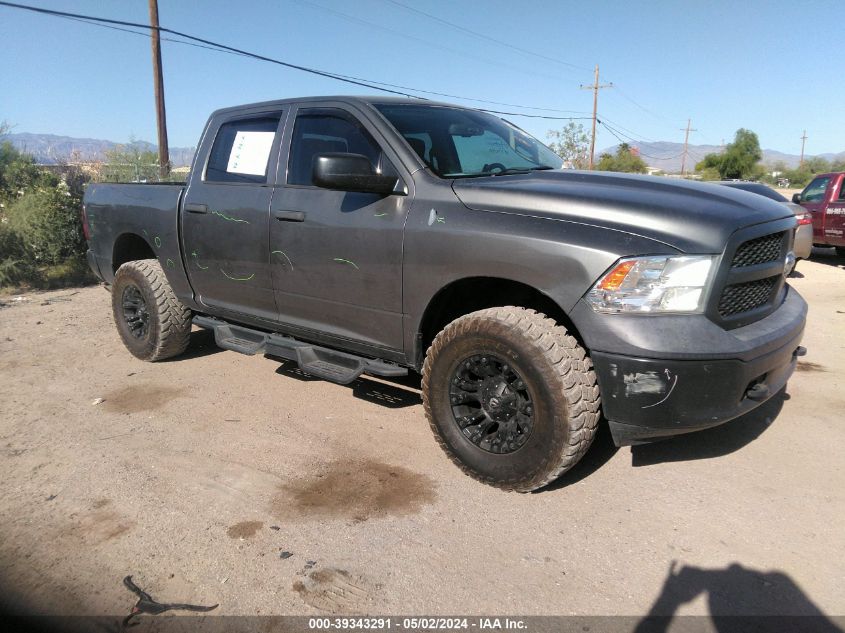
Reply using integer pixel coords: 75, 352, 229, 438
185, 203, 208, 214
274, 210, 306, 222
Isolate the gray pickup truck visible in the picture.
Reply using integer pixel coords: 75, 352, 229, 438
84, 96, 807, 491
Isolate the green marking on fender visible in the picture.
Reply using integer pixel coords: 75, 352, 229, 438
220, 267, 255, 281
373, 212, 388, 217
333, 258, 360, 270
166, 258, 175, 269
435, 216, 446, 224
212, 210, 249, 224
142, 229, 148, 236
154, 236, 162, 247
271, 250, 294, 270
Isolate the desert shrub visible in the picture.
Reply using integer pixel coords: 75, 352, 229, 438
5, 182, 85, 265
0, 222, 36, 285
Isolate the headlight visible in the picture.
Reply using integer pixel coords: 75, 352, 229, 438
586, 255, 716, 314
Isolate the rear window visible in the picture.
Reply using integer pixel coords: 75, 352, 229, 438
206, 115, 281, 184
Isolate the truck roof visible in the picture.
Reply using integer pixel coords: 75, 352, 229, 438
210, 95, 472, 117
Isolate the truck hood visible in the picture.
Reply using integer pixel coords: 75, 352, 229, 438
451, 170, 794, 253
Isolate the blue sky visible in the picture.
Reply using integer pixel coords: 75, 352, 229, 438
0, 0, 841, 157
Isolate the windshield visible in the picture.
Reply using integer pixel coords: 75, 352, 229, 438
374, 103, 563, 178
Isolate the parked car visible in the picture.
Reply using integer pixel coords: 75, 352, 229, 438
716, 181, 812, 272
792, 172, 845, 256
83, 96, 807, 491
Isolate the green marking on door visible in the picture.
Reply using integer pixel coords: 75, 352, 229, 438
333, 258, 360, 270
271, 250, 294, 270
166, 258, 175, 269
220, 267, 255, 282
154, 236, 162, 248
212, 210, 249, 224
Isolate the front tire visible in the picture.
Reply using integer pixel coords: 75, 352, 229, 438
836, 247, 845, 258
422, 307, 601, 492
111, 259, 192, 361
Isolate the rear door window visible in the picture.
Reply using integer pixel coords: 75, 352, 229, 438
206, 115, 281, 183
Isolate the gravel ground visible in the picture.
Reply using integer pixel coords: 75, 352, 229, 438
0, 249, 843, 622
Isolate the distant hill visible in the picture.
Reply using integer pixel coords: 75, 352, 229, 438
0, 132, 195, 167
599, 141, 845, 173
3, 131, 843, 174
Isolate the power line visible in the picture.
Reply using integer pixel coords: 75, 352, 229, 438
381, 0, 591, 72
0, 0, 590, 121
294, 0, 563, 84
599, 121, 684, 161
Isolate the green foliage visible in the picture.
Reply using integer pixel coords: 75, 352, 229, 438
546, 123, 590, 169
695, 129, 762, 179
100, 141, 161, 182
596, 143, 648, 173
0, 140, 55, 203
5, 183, 85, 266
0, 222, 36, 286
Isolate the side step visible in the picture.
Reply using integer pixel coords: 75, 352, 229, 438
193, 315, 407, 385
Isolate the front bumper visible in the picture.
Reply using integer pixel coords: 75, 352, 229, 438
574, 286, 807, 445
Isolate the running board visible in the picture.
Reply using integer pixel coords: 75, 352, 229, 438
192, 315, 407, 385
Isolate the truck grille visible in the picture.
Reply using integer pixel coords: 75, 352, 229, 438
731, 232, 785, 267
718, 276, 779, 317
709, 225, 792, 329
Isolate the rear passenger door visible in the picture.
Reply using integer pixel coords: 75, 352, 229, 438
268, 105, 413, 353
182, 108, 286, 322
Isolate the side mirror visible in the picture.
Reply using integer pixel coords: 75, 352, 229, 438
312, 153, 398, 195
792, 193, 801, 204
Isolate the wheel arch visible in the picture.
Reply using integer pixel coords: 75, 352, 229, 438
415, 276, 582, 368
112, 232, 156, 274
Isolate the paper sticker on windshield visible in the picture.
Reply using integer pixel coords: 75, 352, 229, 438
227, 131, 275, 176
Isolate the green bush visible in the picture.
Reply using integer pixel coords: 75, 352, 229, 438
0, 222, 36, 286
5, 183, 85, 265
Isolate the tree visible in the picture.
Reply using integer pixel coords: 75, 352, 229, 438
695, 128, 762, 180
101, 140, 161, 182
596, 143, 648, 173
546, 123, 590, 169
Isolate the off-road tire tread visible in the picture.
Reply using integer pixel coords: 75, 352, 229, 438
112, 259, 192, 361
422, 307, 601, 492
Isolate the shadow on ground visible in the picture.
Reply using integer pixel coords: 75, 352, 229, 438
161, 328, 223, 362
634, 561, 843, 633
808, 246, 845, 270
630, 389, 788, 467
273, 360, 422, 409
539, 422, 619, 492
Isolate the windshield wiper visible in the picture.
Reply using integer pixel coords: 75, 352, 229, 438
487, 165, 556, 177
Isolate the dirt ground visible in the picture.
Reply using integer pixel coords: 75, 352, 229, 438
0, 249, 843, 622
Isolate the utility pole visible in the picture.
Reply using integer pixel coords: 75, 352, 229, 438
580, 65, 613, 169
148, 0, 170, 179
679, 118, 697, 177
799, 130, 808, 167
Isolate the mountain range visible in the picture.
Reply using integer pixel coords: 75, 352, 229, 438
2, 132, 843, 174
599, 141, 845, 173
1, 133, 196, 167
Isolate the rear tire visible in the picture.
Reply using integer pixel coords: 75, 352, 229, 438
836, 247, 845, 258
111, 259, 192, 361
422, 307, 601, 492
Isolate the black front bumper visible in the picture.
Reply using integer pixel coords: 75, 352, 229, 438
579, 287, 807, 446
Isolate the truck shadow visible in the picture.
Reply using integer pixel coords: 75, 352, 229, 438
273, 359, 423, 409
538, 422, 619, 492
634, 561, 843, 632
161, 328, 224, 362
630, 388, 788, 467
809, 246, 845, 269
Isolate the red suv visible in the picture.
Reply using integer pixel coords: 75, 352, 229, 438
793, 172, 845, 255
